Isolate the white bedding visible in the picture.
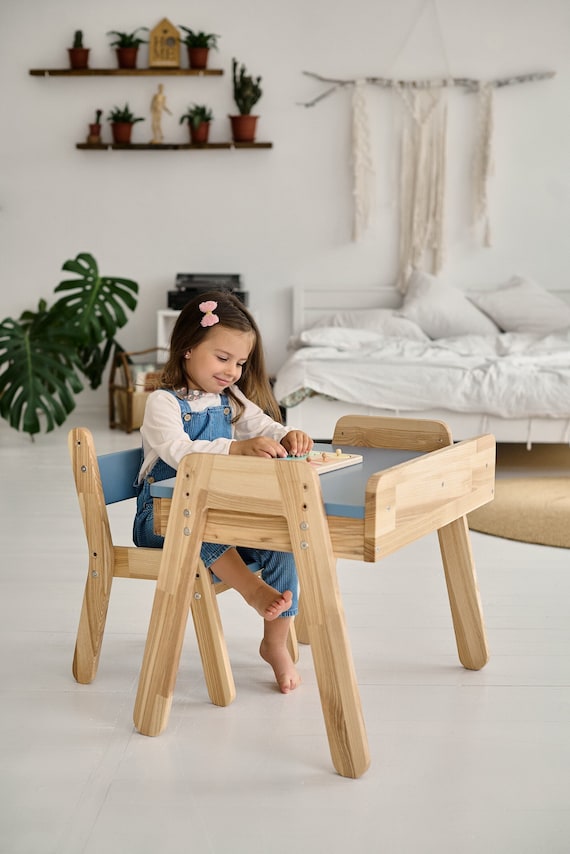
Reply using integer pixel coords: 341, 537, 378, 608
274, 328, 570, 420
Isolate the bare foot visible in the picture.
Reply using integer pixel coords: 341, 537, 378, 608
260, 639, 301, 693
247, 582, 293, 621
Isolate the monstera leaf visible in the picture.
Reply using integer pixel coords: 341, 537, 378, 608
0, 300, 84, 435
53, 252, 138, 389
0, 253, 138, 436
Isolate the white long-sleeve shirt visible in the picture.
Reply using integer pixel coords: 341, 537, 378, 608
137, 386, 291, 482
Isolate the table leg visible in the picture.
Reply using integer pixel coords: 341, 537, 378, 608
293, 547, 370, 778
437, 516, 489, 670
133, 465, 207, 736
278, 466, 370, 779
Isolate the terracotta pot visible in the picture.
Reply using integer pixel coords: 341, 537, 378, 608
187, 47, 209, 69
229, 115, 258, 143
111, 122, 133, 144
115, 47, 138, 69
87, 123, 102, 144
68, 47, 90, 70
189, 122, 210, 145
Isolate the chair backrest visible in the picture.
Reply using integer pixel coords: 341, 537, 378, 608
98, 446, 142, 505
333, 414, 453, 451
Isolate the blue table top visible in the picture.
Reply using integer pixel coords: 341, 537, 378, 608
150, 443, 422, 520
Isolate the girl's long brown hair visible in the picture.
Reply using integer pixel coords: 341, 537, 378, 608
159, 290, 282, 422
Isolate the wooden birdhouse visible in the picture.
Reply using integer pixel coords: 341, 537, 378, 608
148, 18, 180, 68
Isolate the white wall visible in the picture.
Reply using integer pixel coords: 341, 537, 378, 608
1, 0, 568, 409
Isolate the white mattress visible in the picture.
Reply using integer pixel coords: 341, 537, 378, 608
274, 328, 570, 420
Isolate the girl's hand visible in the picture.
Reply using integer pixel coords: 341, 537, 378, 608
230, 437, 289, 458
281, 430, 314, 457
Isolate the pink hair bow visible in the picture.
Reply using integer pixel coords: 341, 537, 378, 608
199, 300, 219, 327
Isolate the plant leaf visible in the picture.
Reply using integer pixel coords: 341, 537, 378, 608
0, 252, 139, 434
53, 252, 139, 388
0, 307, 84, 436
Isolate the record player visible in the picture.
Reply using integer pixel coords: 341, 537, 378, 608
168, 273, 248, 309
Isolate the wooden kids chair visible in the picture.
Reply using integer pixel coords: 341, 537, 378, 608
68, 426, 297, 707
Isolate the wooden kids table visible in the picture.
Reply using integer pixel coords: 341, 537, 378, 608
133, 420, 495, 779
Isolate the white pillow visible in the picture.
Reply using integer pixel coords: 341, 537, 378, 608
469, 276, 570, 334
398, 270, 500, 338
312, 308, 428, 341
295, 326, 382, 350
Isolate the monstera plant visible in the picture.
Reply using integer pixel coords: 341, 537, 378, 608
0, 252, 138, 436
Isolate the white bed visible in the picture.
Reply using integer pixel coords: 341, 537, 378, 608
273, 273, 570, 446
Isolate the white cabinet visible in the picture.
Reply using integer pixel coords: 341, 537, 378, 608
157, 309, 180, 360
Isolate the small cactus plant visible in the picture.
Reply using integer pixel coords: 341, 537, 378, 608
68, 29, 89, 69
232, 58, 262, 115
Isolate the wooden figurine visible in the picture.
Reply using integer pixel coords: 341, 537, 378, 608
150, 84, 172, 144
148, 18, 180, 68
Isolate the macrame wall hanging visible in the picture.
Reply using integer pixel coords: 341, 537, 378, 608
351, 80, 375, 242
299, 0, 555, 291
395, 83, 447, 287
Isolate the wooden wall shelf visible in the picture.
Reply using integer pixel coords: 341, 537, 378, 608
29, 68, 224, 77
76, 142, 273, 150
30, 66, 274, 151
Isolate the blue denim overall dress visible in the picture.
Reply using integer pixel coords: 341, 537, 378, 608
133, 390, 298, 617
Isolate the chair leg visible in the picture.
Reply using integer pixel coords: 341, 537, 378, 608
72, 562, 113, 684
192, 563, 299, 695
287, 620, 299, 663
190, 564, 236, 706
69, 427, 115, 684
294, 597, 310, 645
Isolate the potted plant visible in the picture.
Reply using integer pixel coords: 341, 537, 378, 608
179, 103, 213, 144
0, 252, 138, 437
68, 30, 90, 70
178, 27, 219, 70
87, 108, 103, 144
107, 28, 148, 69
230, 58, 262, 143
107, 103, 145, 144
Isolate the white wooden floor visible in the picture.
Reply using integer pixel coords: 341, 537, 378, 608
1, 410, 569, 854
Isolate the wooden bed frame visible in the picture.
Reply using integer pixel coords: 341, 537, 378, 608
283, 285, 570, 446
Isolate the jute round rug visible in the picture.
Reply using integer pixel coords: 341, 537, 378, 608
468, 444, 570, 548
468, 477, 570, 548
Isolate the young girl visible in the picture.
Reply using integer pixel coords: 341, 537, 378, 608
133, 290, 313, 693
